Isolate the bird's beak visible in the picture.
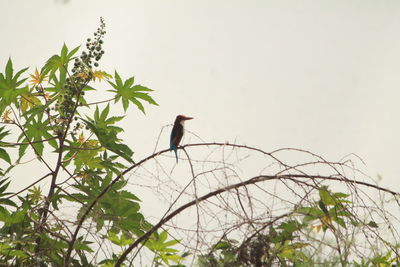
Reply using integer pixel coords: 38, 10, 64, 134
183, 116, 193, 120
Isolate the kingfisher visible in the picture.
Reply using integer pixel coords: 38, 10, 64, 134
170, 115, 193, 163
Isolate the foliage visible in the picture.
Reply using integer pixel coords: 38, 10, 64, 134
0, 18, 184, 266
0, 17, 399, 267
197, 186, 399, 267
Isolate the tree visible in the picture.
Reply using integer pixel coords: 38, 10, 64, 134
0, 18, 399, 267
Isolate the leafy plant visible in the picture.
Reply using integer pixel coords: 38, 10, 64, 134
0, 17, 184, 266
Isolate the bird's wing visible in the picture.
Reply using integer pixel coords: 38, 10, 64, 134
170, 124, 183, 148
170, 127, 178, 149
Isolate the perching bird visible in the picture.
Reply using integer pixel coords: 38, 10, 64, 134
170, 115, 193, 163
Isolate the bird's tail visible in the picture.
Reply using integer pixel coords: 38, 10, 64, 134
174, 149, 178, 163
171, 145, 178, 163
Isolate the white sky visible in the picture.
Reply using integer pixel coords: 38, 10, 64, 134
1, 1, 400, 195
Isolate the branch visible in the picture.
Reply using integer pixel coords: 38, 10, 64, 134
63, 145, 102, 151
115, 173, 397, 265
37, 65, 90, 252
8, 172, 52, 198
115, 172, 396, 265
63, 147, 171, 266
9, 107, 54, 173
0, 136, 57, 147
85, 97, 116, 106
63, 142, 398, 265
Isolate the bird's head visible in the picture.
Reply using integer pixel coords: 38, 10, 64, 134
175, 115, 193, 124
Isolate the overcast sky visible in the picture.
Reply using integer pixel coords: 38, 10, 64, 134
1, 1, 400, 192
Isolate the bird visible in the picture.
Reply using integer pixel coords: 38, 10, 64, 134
170, 115, 193, 163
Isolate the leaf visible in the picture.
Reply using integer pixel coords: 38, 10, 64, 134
277, 220, 302, 234
92, 70, 112, 82
82, 105, 133, 163
333, 216, 346, 228
0, 58, 29, 115
159, 230, 168, 243
108, 71, 158, 113
73, 239, 94, 252
0, 126, 10, 141
29, 68, 48, 86
318, 200, 329, 214
0, 179, 11, 195
0, 126, 11, 164
20, 91, 41, 113
69, 139, 103, 170
119, 190, 140, 201
61, 43, 68, 59
0, 148, 11, 164
213, 241, 232, 250
296, 206, 324, 218
67, 45, 80, 59
17, 114, 54, 157
107, 231, 133, 246
147, 230, 180, 254
27, 186, 42, 203
368, 220, 378, 228
5, 58, 13, 80
319, 187, 336, 206
42, 55, 61, 81
42, 44, 79, 82
332, 192, 350, 199
0, 179, 16, 208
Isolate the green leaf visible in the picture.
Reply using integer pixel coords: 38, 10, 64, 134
0, 58, 29, 115
0, 148, 11, 164
73, 241, 94, 252
65, 138, 103, 171
332, 192, 350, 199
17, 114, 54, 157
108, 71, 157, 113
0, 126, 10, 141
277, 220, 302, 234
213, 241, 232, 250
61, 43, 68, 59
5, 58, 13, 80
42, 55, 61, 81
296, 206, 324, 218
107, 231, 133, 246
318, 200, 329, 214
368, 220, 378, 228
319, 186, 336, 206
159, 230, 168, 243
82, 104, 133, 163
42, 44, 79, 82
147, 230, 180, 255
68, 45, 80, 59
20, 91, 41, 113
119, 190, 140, 201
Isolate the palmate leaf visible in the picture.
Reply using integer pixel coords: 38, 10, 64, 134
64, 139, 103, 171
319, 186, 352, 207
0, 58, 29, 115
147, 230, 179, 252
0, 148, 11, 164
82, 104, 134, 163
147, 230, 182, 265
70, 173, 147, 236
108, 71, 158, 113
17, 113, 56, 157
0, 126, 11, 164
20, 91, 41, 113
22, 96, 56, 125
92, 70, 112, 82
107, 231, 133, 247
42, 43, 80, 82
0, 178, 15, 208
